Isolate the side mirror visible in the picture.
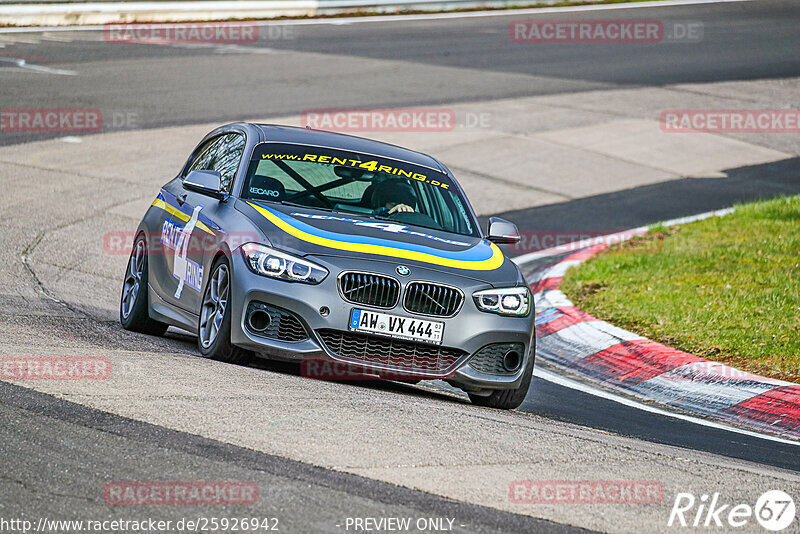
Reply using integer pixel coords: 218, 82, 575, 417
183, 170, 225, 199
487, 217, 520, 244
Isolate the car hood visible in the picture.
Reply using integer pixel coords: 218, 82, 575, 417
235, 200, 521, 285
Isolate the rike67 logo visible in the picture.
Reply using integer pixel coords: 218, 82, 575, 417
669, 490, 796, 531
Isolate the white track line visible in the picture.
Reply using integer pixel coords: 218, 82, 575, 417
0, 56, 76, 74
535, 367, 800, 446
0, 0, 751, 33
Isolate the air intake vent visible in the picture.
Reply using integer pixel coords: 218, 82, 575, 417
338, 272, 400, 308
316, 329, 466, 376
403, 282, 463, 317
468, 343, 525, 375
245, 302, 308, 342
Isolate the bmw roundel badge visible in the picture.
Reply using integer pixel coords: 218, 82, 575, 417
396, 265, 410, 276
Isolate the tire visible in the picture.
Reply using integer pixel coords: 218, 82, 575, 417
468, 349, 535, 410
120, 235, 169, 336
197, 255, 252, 365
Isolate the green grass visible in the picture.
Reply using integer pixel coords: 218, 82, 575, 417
561, 196, 800, 383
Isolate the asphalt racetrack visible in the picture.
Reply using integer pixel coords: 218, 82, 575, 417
1, 1, 799, 532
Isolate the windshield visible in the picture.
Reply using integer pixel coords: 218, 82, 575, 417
241, 143, 478, 237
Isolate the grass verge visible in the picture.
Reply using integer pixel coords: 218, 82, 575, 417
561, 195, 800, 383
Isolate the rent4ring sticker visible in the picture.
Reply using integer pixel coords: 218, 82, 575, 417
252, 142, 452, 191
350, 309, 443, 345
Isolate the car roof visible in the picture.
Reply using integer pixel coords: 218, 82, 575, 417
251, 123, 448, 173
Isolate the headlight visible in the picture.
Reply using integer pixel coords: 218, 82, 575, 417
473, 287, 531, 316
240, 243, 328, 284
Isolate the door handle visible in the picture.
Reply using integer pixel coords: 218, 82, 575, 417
177, 193, 187, 206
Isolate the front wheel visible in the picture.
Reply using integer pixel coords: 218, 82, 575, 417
197, 255, 252, 365
120, 235, 169, 336
468, 350, 534, 410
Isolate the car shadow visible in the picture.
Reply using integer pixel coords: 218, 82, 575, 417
249, 356, 470, 404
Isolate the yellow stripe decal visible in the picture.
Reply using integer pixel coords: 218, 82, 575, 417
151, 198, 214, 235
249, 202, 504, 271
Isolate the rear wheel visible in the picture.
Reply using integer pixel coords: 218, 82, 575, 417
120, 235, 169, 336
197, 255, 252, 365
468, 350, 534, 410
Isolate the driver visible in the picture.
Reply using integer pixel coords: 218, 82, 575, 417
371, 179, 417, 215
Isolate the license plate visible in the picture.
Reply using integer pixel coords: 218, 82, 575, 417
349, 308, 444, 345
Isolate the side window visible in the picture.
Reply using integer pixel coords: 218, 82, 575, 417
186, 136, 224, 176
184, 133, 244, 194
212, 133, 245, 193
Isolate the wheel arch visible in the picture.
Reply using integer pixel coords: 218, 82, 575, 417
198, 240, 235, 313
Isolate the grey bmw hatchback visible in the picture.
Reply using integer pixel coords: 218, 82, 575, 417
120, 123, 535, 409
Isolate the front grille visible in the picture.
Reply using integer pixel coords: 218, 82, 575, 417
403, 282, 463, 317
245, 302, 308, 342
338, 272, 400, 308
316, 329, 466, 376
468, 343, 525, 375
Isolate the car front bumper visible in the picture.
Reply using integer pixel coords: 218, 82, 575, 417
229, 252, 535, 392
